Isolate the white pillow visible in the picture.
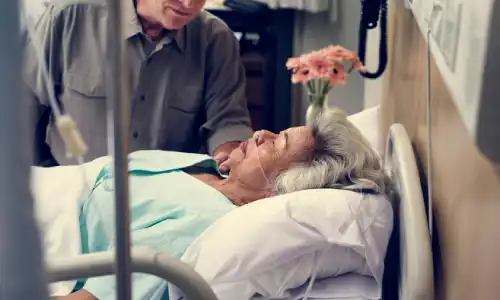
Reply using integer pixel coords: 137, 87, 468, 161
170, 189, 393, 300
347, 106, 382, 156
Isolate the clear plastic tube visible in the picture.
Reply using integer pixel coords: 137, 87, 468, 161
21, 6, 88, 159
20, 1, 116, 257
254, 137, 272, 188
20, 7, 61, 118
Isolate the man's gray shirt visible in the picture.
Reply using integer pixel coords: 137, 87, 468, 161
23, 0, 253, 165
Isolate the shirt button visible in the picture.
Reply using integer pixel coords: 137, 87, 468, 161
132, 131, 139, 139
139, 95, 145, 101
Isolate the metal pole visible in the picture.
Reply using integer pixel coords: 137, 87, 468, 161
106, 0, 132, 298
425, 29, 433, 237
0, 0, 49, 299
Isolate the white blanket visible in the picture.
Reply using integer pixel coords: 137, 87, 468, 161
32, 157, 111, 296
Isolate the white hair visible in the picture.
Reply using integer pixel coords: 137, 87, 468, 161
274, 109, 390, 195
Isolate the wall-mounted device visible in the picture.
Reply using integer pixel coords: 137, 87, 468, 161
409, 0, 500, 164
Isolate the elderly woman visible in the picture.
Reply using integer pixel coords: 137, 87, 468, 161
55, 109, 388, 300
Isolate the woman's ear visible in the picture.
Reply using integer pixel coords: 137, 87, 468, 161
263, 190, 276, 199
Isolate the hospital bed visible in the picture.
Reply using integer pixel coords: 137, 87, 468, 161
33, 115, 433, 300
5, 0, 432, 298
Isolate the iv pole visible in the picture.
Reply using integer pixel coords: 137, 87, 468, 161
0, 0, 49, 299
107, 0, 133, 298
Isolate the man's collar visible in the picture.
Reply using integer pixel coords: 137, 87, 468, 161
164, 29, 186, 52
123, 0, 186, 52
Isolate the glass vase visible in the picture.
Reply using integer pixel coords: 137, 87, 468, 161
305, 93, 327, 126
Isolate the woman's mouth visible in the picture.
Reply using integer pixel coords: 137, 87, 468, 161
240, 140, 249, 155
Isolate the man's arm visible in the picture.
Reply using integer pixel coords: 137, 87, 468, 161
23, 5, 64, 165
201, 21, 253, 156
52, 290, 98, 300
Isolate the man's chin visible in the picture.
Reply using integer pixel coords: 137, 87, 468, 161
161, 15, 191, 30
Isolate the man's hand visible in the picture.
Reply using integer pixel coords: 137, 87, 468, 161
213, 141, 241, 173
52, 290, 98, 300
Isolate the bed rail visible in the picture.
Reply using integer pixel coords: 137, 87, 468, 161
384, 123, 434, 300
46, 248, 218, 300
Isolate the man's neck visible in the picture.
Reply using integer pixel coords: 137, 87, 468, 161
134, 0, 165, 41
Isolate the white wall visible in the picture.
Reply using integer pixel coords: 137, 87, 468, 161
292, 0, 384, 123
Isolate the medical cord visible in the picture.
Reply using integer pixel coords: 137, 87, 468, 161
21, 7, 117, 247
301, 195, 373, 299
21, 7, 88, 160
302, 250, 326, 300
424, 3, 443, 238
74, 156, 118, 245
253, 133, 273, 188
275, 200, 366, 299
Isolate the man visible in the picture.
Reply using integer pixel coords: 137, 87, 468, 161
23, 0, 253, 167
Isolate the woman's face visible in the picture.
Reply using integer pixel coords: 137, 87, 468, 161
227, 126, 315, 191
138, 0, 207, 30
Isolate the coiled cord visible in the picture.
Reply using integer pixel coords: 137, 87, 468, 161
357, 0, 388, 79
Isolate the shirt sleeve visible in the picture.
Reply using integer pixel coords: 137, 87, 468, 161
83, 272, 168, 300
22, 5, 64, 164
201, 23, 253, 155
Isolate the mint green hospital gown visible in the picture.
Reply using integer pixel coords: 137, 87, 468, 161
76, 150, 236, 300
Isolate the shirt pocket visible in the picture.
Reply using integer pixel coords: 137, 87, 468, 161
58, 71, 108, 150
65, 71, 107, 99
159, 85, 202, 151
62, 71, 107, 119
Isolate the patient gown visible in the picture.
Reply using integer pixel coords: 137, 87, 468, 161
75, 150, 236, 300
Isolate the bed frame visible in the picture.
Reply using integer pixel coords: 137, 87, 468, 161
44, 123, 434, 300
46, 249, 218, 300
382, 124, 434, 300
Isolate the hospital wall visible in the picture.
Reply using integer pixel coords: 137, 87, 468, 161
291, 0, 383, 125
382, 1, 500, 299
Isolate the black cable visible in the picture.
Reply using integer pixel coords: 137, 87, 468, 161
357, 0, 388, 79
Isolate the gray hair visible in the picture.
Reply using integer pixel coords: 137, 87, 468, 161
274, 109, 390, 195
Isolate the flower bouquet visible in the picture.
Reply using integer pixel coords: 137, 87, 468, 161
286, 45, 366, 125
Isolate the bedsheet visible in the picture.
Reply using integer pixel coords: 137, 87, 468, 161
281, 273, 379, 299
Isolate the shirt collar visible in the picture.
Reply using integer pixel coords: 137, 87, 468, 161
123, 0, 186, 52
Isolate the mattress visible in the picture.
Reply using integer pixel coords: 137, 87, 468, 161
253, 273, 380, 300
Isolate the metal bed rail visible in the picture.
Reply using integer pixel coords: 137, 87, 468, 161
46, 248, 218, 300
0, 0, 50, 299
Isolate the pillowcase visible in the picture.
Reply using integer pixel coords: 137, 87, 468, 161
347, 105, 383, 156
169, 189, 393, 300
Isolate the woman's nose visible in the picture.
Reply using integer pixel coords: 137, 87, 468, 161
255, 130, 278, 146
